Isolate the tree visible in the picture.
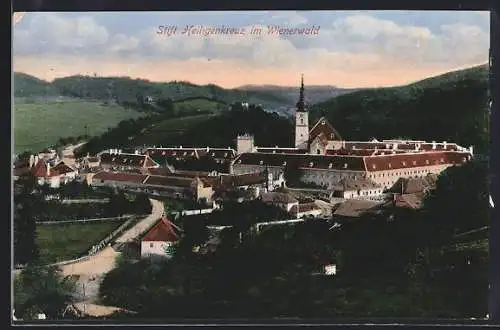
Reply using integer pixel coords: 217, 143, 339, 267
422, 159, 490, 244
283, 160, 303, 187
14, 264, 77, 320
14, 184, 40, 265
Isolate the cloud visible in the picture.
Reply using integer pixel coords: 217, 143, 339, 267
13, 11, 489, 85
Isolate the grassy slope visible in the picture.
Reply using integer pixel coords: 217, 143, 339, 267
36, 220, 125, 263
310, 64, 489, 153
14, 100, 145, 153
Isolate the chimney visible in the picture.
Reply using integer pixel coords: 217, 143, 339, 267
47, 163, 50, 177
443, 141, 448, 149
29, 155, 34, 168
206, 146, 209, 152
469, 146, 474, 155
432, 141, 436, 150
393, 143, 398, 150
34, 155, 39, 167
180, 146, 183, 149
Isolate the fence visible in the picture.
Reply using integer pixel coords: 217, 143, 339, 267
15, 215, 143, 270
35, 214, 148, 225
170, 208, 216, 217
61, 198, 110, 204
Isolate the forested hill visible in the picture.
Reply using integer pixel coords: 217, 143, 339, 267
237, 84, 359, 105
13, 73, 292, 109
310, 64, 490, 154
14, 72, 60, 98
77, 103, 294, 157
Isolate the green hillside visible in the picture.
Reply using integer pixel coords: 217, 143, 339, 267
14, 72, 60, 98
77, 103, 294, 156
14, 100, 145, 154
310, 64, 490, 154
49, 75, 292, 109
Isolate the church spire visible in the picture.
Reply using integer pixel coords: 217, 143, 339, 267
296, 73, 306, 112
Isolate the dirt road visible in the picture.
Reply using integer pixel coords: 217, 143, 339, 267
59, 198, 164, 316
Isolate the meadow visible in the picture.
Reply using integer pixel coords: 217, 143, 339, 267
36, 220, 125, 263
14, 100, 145, 154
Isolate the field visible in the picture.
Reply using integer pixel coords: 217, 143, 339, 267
14, 100, 145, 153
133, 114, 215, 145
173, 98, 228, 115
36, 220, 125, 263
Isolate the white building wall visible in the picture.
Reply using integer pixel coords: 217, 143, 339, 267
141, 241, 175, 259
295, 111, 309, 149
365, 163, 453, 189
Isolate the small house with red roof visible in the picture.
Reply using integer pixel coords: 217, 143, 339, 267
31, 157, 78, 188
140, 217, 182, 259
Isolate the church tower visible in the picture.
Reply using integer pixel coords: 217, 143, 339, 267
294, 74, 309, 149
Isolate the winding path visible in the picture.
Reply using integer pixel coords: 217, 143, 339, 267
59, 198, 164, 316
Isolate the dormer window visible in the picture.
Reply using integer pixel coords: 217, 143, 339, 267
426, 159, 429, 165
328, 163, 333, 169
259, 160, 264, 165
183, 152, 187, 156
344, 163, 348, 169
402, 161, 406, 166
388, 163, 392, 168
412, 161, 417, 165
372, 164, 376, 170
172, 152, 177, 156
283, 161, 287, 166
440, 158, 444, 163
123, 159, 127, 163
224, 152, 228, 157
309, 162, 314, 167
112, 157, 116, 162
162, 152, 166, 156
211, 152, 215, 156
238, 160, 242, 164
321, 121, 325, 125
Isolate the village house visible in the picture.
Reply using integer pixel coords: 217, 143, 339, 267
99, 150, 159, 171
332, 199, 382, 222
140, 217, 182, 259
260, 192, 299, 213
330, 177, 385, 201
30, 156, 79, 188
81, 154, 101, 170
89, 171, 214, 203
290, 202, 323, 219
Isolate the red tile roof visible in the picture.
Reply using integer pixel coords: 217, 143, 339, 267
31, 159, 48, 177
100, 153, 157, 168
146, 147, 236, 160
363, 151, 470, 172
309, 117, 342, 142
52, 162, 76, 175
333, 199, 380, 218
256, 148, 307, 154
145, 167, 175, 176
143, 175, 194, 188
93, 171, 148, 183
142, 217, 180, 242
388, 174, 438, 194
383, 194, 425, 210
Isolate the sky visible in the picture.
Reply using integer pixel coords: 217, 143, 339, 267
12, 11, 490, 88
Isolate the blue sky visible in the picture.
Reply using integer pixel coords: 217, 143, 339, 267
13, 11, 490, 88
